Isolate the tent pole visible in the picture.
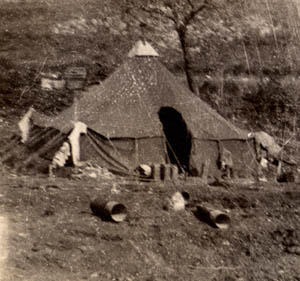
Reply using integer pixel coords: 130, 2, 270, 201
73, 92, 78, 122
159, 123, 185, 175
164, 137, 185, 175
135, 138, 139, 168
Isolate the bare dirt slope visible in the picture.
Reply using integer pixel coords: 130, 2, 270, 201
0, 171, 300, 281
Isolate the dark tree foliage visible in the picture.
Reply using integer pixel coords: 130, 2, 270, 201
242, 78, 299, 134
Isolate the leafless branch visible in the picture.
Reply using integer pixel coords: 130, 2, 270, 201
140, 5, 177, 24
183, 1, 208, 26
207, 1, 223, 18
186, 0, 195, 10
124, 6, 147, 26
18, 57, 47, 103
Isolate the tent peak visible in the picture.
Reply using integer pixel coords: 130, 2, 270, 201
128, 40, 159, 58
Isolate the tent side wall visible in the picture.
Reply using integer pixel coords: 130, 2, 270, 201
79, 130, 167, 173
191, 138, 258, 179
221, 139, 258, 178
190, 139, 221, 178
79, 129, 258, 179
135, 137, 167, 166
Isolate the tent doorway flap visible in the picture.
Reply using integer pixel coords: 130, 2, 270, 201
158, 107, 192, 173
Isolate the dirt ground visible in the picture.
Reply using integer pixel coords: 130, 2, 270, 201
0, 118, 300, 281
0, 170, 300, 281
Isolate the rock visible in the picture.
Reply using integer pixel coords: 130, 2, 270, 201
72, 164, 114, 179
111, 183, 120, 194
31, 246, 39, 252
287, 246, 300, 255
164, 191, 185, 211
223, 240, 230, 246
41, 209, 54, 217
18, 232, 29, 238
90, 272, 99, 278
88, 172, 97, 178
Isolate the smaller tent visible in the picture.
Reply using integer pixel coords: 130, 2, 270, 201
5, 40, 261, 180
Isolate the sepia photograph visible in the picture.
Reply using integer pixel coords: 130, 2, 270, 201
1, 0, 300, 280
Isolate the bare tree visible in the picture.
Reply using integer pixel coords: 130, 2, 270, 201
123, 0, 218, 94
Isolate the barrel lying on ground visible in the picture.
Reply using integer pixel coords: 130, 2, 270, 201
196, 205, 230, 229
90, 197, 127, 223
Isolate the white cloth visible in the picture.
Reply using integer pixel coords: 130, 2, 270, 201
52, 142, 71, 167
18, 107, 34, 143
68, 121, 87, 166
250, 131, 281, 157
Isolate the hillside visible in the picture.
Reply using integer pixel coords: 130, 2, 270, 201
1, 0, 300, 136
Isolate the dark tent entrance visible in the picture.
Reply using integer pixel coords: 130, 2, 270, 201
158, 107, 192, 174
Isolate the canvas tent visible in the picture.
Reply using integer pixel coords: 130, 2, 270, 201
13, 40, 258, 179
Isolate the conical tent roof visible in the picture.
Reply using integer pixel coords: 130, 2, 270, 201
128, 40, 159, 57
31, 41, 248, 139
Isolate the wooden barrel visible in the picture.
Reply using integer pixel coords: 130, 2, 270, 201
151, 164, 162, 181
